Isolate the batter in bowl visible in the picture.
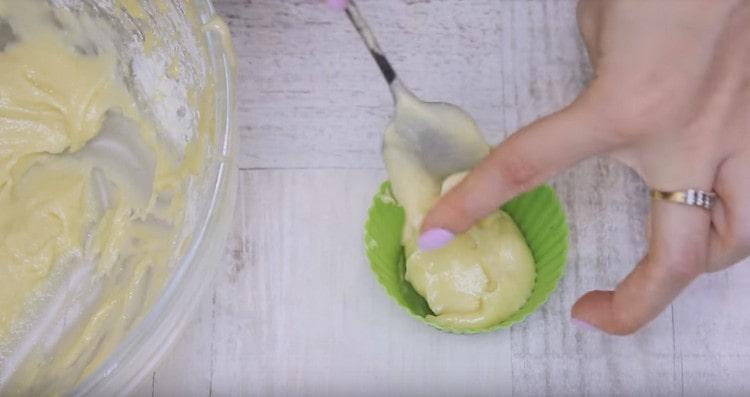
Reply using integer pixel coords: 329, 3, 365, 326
0, 0, 207, 392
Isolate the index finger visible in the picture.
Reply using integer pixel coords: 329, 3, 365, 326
420, 90, 617, 236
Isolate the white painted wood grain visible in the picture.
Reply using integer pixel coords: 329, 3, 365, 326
674, 265, 750, 397
131, 0, 750, 395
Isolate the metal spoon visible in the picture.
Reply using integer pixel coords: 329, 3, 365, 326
345, 1, 489, 237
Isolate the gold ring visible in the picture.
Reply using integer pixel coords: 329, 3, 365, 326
651, 189, 716, 210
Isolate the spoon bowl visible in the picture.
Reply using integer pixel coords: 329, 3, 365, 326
387, 84, 488, 181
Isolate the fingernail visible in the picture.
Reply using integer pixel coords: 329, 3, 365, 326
326, 0, 349, 11
572, 317, 600, 333
418, 228, 455, 251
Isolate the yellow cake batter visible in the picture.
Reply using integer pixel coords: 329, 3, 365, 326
404, 179, 535, 329
384, 88, 535, 329
0, 0, 209, 392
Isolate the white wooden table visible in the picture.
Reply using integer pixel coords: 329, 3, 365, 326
133, 1, 750, 395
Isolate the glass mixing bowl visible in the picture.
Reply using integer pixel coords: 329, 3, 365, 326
76, 1, 237, 395
74, 1, 237, 395
0, 0, 236, 395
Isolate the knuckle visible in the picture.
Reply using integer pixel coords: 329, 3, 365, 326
576, 0, 597, 40
597, 94, 662, 137
439, 199, 475, 231
737, 233, 750, 252
727, 212, 750, 251
496, 151, 541, 194
661, 245, 706, 282
427, 190, 479, 233
588, 76, 695, 140
576, 0, 593, 18
609, 312, 642, 336
607, 291, 648, 336
725, 227, 750, 254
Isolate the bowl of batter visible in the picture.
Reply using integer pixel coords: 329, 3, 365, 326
0, 0, 236, 395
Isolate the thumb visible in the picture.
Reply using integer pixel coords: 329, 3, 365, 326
418, 95, 612, 250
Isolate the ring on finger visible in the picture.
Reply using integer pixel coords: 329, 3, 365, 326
651, 189, 717, 210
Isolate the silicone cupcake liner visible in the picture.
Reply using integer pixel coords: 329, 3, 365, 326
364, 181, 569, 333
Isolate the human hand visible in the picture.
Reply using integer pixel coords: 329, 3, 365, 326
419, 0, 750, 335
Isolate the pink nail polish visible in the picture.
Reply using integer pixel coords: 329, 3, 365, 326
572, 318, 599, 333
418, 228, 455, 251
326, 0, 349, 11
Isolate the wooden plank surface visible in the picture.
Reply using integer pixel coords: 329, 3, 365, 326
174, 170, 515, 396
132, 0, 750, 395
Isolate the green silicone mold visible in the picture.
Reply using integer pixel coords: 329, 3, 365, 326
364, 181, 569, 333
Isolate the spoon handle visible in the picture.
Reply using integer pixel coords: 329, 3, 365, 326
345, 1, 398, 86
